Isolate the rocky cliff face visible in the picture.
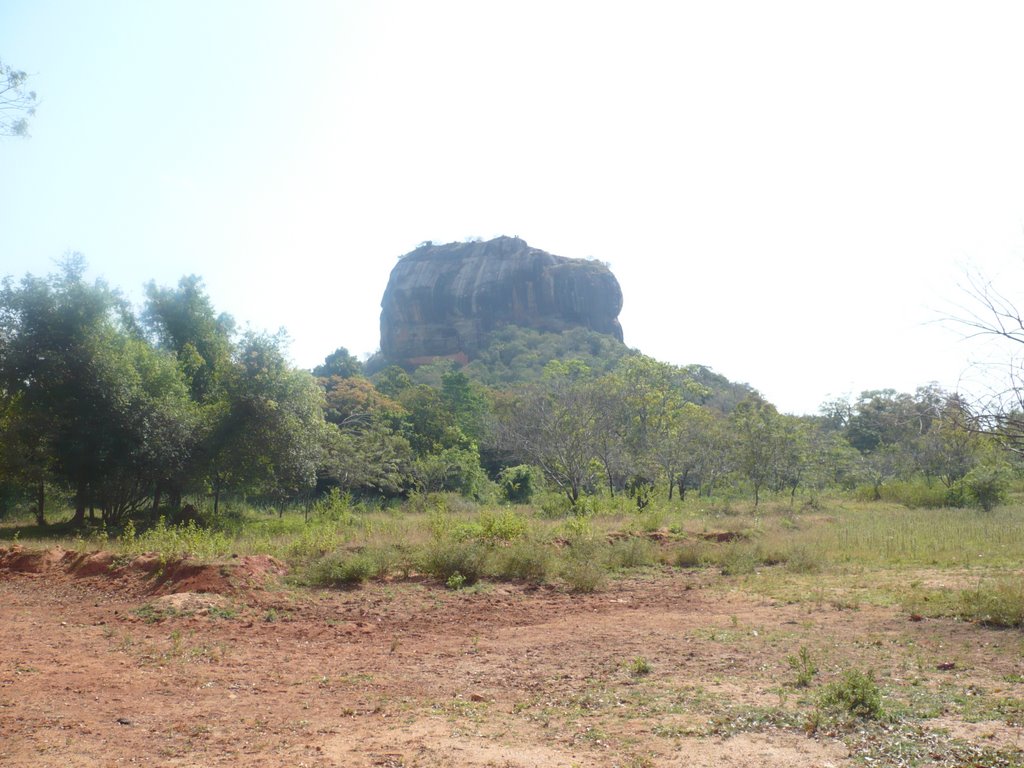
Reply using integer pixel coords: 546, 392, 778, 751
380, 237, 623, 365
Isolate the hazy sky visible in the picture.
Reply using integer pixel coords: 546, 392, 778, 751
4, 1, 1024, 414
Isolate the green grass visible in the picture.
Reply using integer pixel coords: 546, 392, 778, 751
3, 493, 1023, 604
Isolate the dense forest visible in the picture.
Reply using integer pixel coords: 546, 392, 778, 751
0, 258, 1015, 527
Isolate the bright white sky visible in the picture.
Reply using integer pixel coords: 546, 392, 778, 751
4, 1, 1024, 414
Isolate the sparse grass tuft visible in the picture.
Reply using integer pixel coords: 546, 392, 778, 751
787, 646, 818, 688
956, 577, 1024, 628
627, 656, 652, 677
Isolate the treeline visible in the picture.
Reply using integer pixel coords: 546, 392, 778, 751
0, 261, 1015, 527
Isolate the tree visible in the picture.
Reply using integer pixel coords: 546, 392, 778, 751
143, 276, 234, 404
496, 361, 601, 505
321, 422, 412, 497
208, 332, 328, 512
313, 347, 362, 379
731, 398, 781, 507
0, 258, 197, 525
1, 58, 37, 137
143, 276, 235, 511
950, 272, 1024, 452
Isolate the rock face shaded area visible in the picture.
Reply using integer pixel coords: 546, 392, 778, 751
380, 237, 624, 365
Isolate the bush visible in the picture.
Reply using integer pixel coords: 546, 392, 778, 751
673, 542, 706, 568
498, 465, 536, 504
957, 577, 1024, 628
420, 538, 487, 585
306, 551, 376, 586
961, 463, 1012, 512
310, 488, 355, 524
608, 536, 656, 570
818, 669, 883, 719
478, 510, 528, 542
561, 557, 606, 593
490, 540, 553, 583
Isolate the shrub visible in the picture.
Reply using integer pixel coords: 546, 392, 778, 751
490, 540, 553, 583
310, 488, 355, 524
673, 542, 706, 568
957, 577, 1024, 628
608, 537, 656, 570
306, 551, 375, 586
561, 557, 606, 593
420, 538, 487, 585
560, 537, 608, 592
787, 646, 818, 688
962, 463, 1012, 512
498, 465, 536, 504
818, 669, 883, 719
478, 510, 528, 542
628, 656, 652, 677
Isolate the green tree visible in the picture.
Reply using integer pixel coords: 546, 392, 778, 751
313, 346, 362, 379
208, 332, 328, 512
321, 422, 412, 497
731, 398, 781, 507
0, 258, 197, 525
497, 361, 600, 505
143, 275, 234, 403
440, 369, 490, 444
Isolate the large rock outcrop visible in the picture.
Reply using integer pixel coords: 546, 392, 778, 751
380, 237, 623, 365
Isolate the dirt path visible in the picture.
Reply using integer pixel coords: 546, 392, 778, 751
1, 550, 1022, 767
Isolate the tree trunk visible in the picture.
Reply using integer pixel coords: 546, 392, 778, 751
72, 483, 86, 527
151, 485, 162, 522
667, 472, 674, 501
35, 481, 46, 527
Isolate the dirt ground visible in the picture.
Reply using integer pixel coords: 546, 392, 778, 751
1, 546, 1022, 767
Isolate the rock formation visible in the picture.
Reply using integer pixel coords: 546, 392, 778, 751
380, 237, 623, 365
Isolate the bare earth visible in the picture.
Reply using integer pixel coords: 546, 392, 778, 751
1, 547, 1022, 767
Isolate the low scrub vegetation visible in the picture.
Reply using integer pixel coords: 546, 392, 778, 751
4, 491, 1023, 621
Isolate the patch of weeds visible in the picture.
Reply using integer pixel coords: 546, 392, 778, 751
787, 646, 818, 688
575, 725, 609, 745
717, 543, 761, 576
783, 545, 823, 574
445, 572, 467, 590
207, 604, 237, 620
818, 668, 884, 720
839, 721, 1024, 768
561, 557, 606, 593
608, 537, 656, 570
627, 656, 653, 677
704, 705, 802, 737
134, 602, 178, 624
263, 608, 278, 623
956, 577, 1024, 628
673, 541, 706, 568
489, 540, 552, 583
305, 551, 376, 587
420, 538, 486, 585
